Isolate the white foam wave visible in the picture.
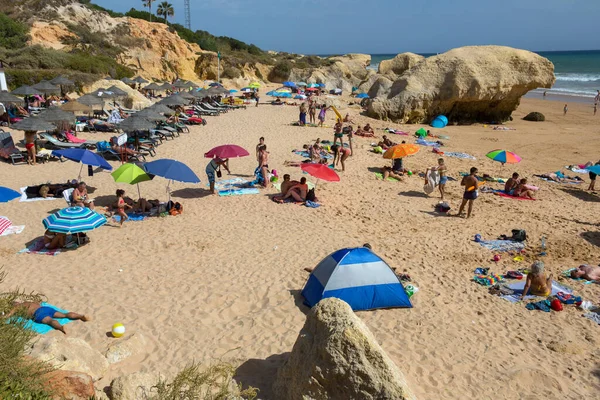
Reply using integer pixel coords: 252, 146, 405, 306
530, 88, 596, 97
555, 73, 600, 82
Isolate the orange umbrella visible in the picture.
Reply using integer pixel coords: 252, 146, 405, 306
383, 143, 420, 159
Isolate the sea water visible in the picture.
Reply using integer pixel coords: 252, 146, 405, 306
369, 50, 600, 100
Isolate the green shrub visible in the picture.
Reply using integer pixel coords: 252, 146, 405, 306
255, 68, 263, 80
0, 269, 54, 398
0, 12, 29, 49
151, 361, 257, 400
222, 66, 241, 79
268, 60, 292, 83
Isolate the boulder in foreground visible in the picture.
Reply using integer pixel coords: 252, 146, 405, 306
367, 46, 555, 124
43, 370, 95, 400
272, 298, 416, 400
523, 112, 546, 121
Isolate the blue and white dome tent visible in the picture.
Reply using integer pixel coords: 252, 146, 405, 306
301, 247, 412, 311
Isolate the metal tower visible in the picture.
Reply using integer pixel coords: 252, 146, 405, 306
184, 0, 191, 30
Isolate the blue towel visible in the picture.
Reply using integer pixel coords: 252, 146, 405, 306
294, 151, 333, 160
416, 139, 439, 147
113, 213, 148, 222
304, 200, 321, 208
478, 240, 525, 252
12, 302, 72, 334
219, 188, 260, 196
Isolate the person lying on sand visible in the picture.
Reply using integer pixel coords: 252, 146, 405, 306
343, 113, 355, 123
355, 126, 375, 137
504, 172, 519, 195
363, 124, 374, 135
570, 264, 600, 282
514, 178, 535, 199
538, 172, 582, 183
380, 166, 404, 181
6, 302, 89, 334
521, 261, 553, 299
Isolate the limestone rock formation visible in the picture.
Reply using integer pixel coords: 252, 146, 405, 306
367, 46, 555, 124
290, 54, 372, 92
78, 79, 152, 110
110, 372, 160, 400
105, 333, 147, 364
367, 75, 394, 99
29, 337, 109, 381
378, 53, 424, 77
272, 298, 416, 400
523, 112, 545, 122
44, 370, 95, 400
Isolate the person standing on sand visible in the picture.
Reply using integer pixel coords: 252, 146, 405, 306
457, 167, 479, 218
299, 102, 307, 126
5, 302, 89, 334
333, 119, 343, 147
24, 131, 37, 165
563, 104, 568, 116
594, 103, 597, 116
426, 158, 448, 201
318, 105, 329, 127
255, 90, 260, 107
587, 160, 600, 191
309, 100, 317, 124
256, 137, 265, 164
543, 91, 547, 99
206, 157, 230, 194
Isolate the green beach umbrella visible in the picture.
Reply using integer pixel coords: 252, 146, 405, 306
111, 163, 154, 198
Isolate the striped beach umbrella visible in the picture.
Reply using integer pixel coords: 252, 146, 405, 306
486, 150, 521, 164
43, 207, 107, 234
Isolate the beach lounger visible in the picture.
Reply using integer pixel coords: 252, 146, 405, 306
63, 188, 74, 206
192, 105, 218, 116
61, 132, 98, 149
0, 131, 26, 165
201, 103, 227, 113
38, 133, 85, 149
97, 148, 146, 162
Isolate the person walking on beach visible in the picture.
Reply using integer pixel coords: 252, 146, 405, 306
6, 302, 89, 334
256, 137, 265, 163
426, 158, 448, 201
563, 104, 568, 116
457, 167, 479, 218
115, 189, 131, 226
254, 90, 260, 107
543, 91, 547, 99
299, 102, 307, 126
594, 103, 597, 116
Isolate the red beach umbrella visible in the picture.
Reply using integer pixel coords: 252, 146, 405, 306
204, 144, 250, 159
301, 163, 340, 182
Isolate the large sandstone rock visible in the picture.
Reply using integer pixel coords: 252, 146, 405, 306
110, 372, 160, 400
272, 298, 416, 400
367, 75, 394, 99
78, 79, 152, 110
44, 370, 95, 400
378, 53, 424, 77
367, 46, 555, 124
290, 54, 372, 92
105, 333, 147, 364
29, 337, 109, 381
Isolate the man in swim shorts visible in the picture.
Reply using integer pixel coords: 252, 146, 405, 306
504, 172, 519, 195
457, 167, 479, 218
6, 301, 89, 334
570, 264, 600, 282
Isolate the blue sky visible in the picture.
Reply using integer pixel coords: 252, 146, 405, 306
95, 0, 600, 54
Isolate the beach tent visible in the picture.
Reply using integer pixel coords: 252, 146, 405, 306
301, 247, 412, 311
415, 127, 428, 138
430, 115, 448, 128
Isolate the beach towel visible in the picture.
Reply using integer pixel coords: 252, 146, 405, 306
473, 274, 503, 286
18, 238, 61, 256
0, 225, 25, 236
219, 188, 260, 196
444, 152, 476, 160
112, 213, 148, 222
416, 139, 439, 147
478, 240, 525, 252
423, 169, 439, 195
374, 172, 400, 182
293, 151, 333, 160
19, 187, 58, 202
11, 302, 73, 334
562, 268, 597, 285
499, 279, 573, 303
583, 312, 600, 325
494, 192, 535, 201
565, 165, 588, 174
304, 200, 321, 208
0, 217, 11, 236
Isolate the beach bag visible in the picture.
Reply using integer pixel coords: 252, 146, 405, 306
306, 188, 316, 202
511, 229, 527, 242
169, 202, 183, 216
216, 166, 222, 178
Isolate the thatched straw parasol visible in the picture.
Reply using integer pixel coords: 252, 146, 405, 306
0, 91, 24, 104
37, 107, 76, 124
118, 116, 156, 132
11, 85, 41, 96
50, 76, 74, 86
148, 104, 175, 115
143, 83, 163, 91
11, 117, 57, 132
135, 108, 167, 121
33, 80, 60, 95
158, 95, 190, 106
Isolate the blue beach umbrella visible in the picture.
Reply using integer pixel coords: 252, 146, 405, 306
297, 82, 307, 87
283, 81, 296, 88
144, 159, 200, 200
0, 187, 20, 203
43, 206, 107, 234
229, 89, 238, 93
295, 94, 307, 100
51, 148, 112, 180
208, 82, 222, 87
356, 93, 369, 99
317, 83, 326, 88
279, 92, 292, 98
308, 83, 319, 88
586, 165, 600, 175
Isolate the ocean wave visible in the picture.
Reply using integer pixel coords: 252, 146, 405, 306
530, 88, 596, 97
555, 74, 600, 82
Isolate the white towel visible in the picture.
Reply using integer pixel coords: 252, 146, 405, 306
423, 169, 440, 194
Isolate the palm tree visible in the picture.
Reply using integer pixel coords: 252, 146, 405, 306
157, 2, 175, 23
142, 0, 155, 22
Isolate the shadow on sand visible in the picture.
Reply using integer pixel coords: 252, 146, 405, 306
170, 188, 213, 199
234, 353, 290, 399
289, 289, 310, 315
581, 231, 600, 247
398, 190, 427, 198
560, 188, 600, 203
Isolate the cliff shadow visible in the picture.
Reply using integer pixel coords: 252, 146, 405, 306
559, 187, 600, 203
234, 353, 290, 399
581, 231, 600, 247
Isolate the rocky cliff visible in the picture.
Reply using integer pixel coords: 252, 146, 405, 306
366, 46, 555, 124
289, 54, 373, 92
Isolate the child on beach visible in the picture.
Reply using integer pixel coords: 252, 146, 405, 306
318, 105, 329, 127
116, 189, 131, 226
521, 261, 553, 299
563, 104, 568, 116
426, 158, 448, 201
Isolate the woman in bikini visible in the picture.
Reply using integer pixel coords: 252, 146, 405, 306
332, 144, 351, 172
521, 261, 552, 299
24, 131, 37, 165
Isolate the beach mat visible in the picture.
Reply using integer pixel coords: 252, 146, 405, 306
219, 188, 260, 196
375, 172, 400, 182
444, 152, 476, 160
19, 187, 59, 202
583, 312, 600, 325
18, 238, 61, 256
207, 178, 252, 191
416, 139, 440, 147
112, 213, 148, 222
478, 240, 525, 252
494, 192, 535, 201
294, 151, 333, 160
0, 225, 25, 236
500, 280, 573, 303
535, 176, 583, 185
11, 302, 72, 334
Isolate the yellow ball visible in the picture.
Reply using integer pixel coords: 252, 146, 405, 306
112, 323, 125, 338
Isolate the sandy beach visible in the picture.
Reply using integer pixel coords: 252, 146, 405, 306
1, 94, 599, 399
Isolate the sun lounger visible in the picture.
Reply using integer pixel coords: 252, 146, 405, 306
61, 132, 98, 148
150, 129, 175, 140
38, 133, 86, 149
201, 102, 227, 113
63, 188, 74, 206
0, 131, 26, 164
192, 105, 218, 116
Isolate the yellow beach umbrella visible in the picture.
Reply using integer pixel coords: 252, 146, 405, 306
249, 81, 261, 89
383, 143, 420, 159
